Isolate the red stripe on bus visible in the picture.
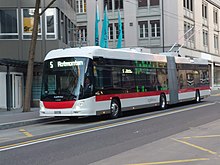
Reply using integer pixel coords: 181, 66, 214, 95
43, 101, 75, 109
96, 86, 210, 102
178, 86, 210, 93
96, 90, 169, 102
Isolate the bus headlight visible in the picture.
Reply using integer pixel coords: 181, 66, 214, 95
75, 101, 85, 110
79, 101, 84, 107
40, 101, 45, 110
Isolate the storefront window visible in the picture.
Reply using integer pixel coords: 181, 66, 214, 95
22, 8, 42, 39
0, 9, 18, 39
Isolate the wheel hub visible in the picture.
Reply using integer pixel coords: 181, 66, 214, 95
111, 103, 119, 117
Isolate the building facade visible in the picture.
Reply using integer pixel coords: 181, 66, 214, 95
78, 0, 220, 89
0, 0, 77, 109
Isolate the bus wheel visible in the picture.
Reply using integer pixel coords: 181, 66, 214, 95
195, 90, 201, 103
159, 94, 167, 110
110, 99, 121, 119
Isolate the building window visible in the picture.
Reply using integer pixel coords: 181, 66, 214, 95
203, 30, 208, 46
213, 8, 218, 24
138, 21, 148, 38
114, 0, 123, 9
0, 9, 18, 39
76, 0, 86, 13
202, 2, 207, 19
104, 0, 113, 10
183, 0, 193, 12
150, 0, 159, 6
184, 22, 194, 42
109, 23, 113, 40
108, 22, 124, 40
22, 8, 42, 39
214, 34, 219, 50
115, 22, 124, 39
150, 20, 160, 37
138, 0, 147, 7
78, 26, 87, 42
45, 8, 57, 39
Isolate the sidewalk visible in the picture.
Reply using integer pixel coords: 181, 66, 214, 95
0, 108, 56, 130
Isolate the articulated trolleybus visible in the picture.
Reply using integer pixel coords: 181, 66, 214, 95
40, 46, 210, 119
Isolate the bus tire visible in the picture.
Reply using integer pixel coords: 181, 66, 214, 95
159, 94, 167, 110
195, 90, 201, 103
109, 99, 121, 119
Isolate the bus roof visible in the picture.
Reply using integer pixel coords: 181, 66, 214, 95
45, 46, 99, 60
45, 46, 208, 65
45, 46, 167, 62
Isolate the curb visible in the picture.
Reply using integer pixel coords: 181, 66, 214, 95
0, 117, 58, 130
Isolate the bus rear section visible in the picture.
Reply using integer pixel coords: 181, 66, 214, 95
171, 56, 211, 103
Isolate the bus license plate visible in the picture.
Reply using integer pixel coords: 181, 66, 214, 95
54, 111, 61, 114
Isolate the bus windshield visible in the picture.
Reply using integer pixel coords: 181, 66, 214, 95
41, 57, 88, 101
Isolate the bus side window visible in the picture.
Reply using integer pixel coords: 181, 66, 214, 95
95, 66, 113, 92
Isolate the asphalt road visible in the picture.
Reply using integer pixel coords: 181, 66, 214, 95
1, 95, 220, 165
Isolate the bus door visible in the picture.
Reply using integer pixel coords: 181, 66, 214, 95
166, 56, 179, 104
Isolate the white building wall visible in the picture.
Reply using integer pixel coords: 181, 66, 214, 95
193, 0, 203, 51
86, 0, 96, 47
124, 0, 138, 47
163, 0, 179, 48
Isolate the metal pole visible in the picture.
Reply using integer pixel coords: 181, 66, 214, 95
162, 0, 165, 52
6, 65, 11, 111
169, 26, 194, 52
176, 29, 195, 52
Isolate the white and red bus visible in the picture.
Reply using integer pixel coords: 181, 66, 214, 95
40, 46, 210, 118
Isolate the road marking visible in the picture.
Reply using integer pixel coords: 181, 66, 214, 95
19, 129, 33, 137
182, 134, 220, 139
0, 102, 216, 152
172, 138, 217, 155
128, 158, 210, 165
